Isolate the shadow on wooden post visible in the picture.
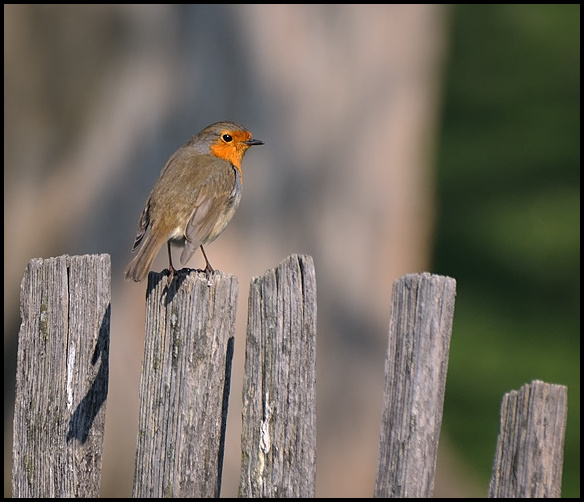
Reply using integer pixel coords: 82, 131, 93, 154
375, 272, 457, 498
132, 269, 238, 498
239, 254, 317, 497
12, 254, 111, 498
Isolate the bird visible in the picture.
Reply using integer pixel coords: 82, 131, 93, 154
124, 121, 263, 283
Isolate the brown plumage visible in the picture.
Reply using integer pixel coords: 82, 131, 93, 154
124, 121, 263, 282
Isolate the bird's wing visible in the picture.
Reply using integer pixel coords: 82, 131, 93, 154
131, 200, 151, 252
180, 161, 237, 264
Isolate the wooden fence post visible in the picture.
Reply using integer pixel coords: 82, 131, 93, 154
375, 272, 456, 498
12, 254, 111, 498
239, 254, 317, 497
488, 380, 568, 498
132, 270, 238, 498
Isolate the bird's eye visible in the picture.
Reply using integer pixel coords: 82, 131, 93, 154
222, 133, 233, 143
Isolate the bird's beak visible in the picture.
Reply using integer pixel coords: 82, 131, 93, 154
244, 138, 264, 147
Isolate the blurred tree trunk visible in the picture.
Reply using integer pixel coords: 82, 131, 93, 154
4, 5, 453, 498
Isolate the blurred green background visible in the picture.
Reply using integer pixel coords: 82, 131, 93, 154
435, 4, 579, 498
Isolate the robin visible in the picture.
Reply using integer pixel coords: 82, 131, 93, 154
124, 121, 263, 283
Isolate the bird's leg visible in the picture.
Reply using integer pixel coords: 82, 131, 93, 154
167, 241, 177, 285
200, 245, 215, 280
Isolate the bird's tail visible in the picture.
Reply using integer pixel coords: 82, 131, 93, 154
124, 233, 166, 282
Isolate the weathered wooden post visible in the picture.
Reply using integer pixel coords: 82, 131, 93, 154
132, 270, 238, 498
375, 272, 456, 498
488, 380, 568, 498
12, 254, 111, 498
239, 254, 317, 497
